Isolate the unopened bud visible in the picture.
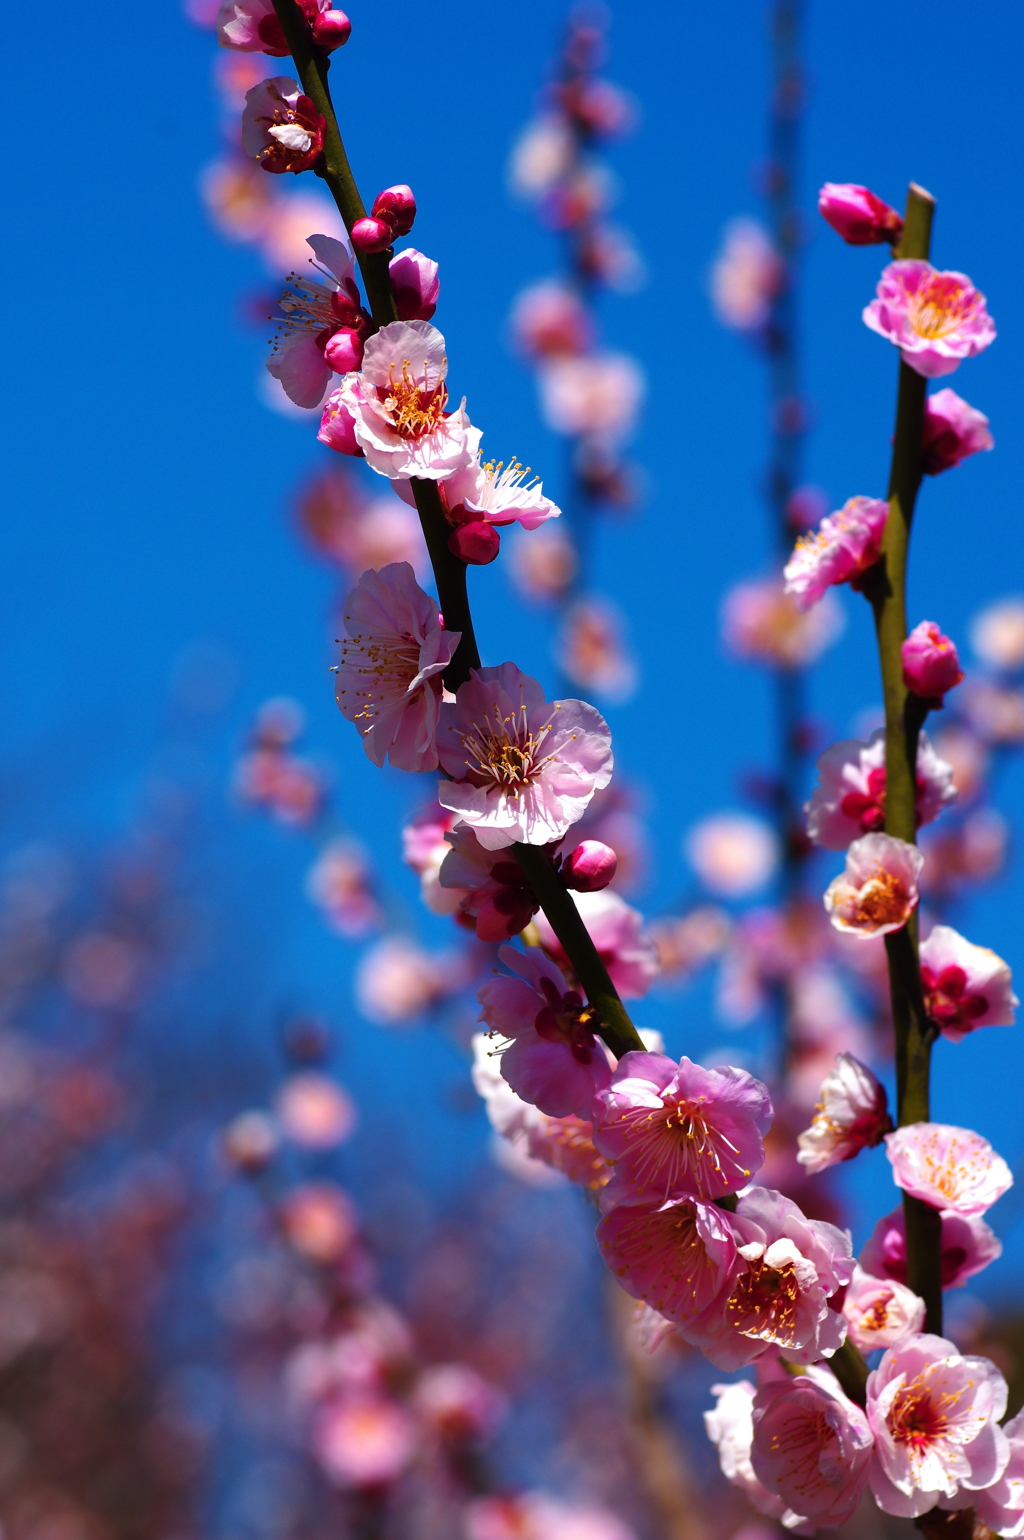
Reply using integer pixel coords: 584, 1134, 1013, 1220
319, 388, 364, 455
323, 326, 364, 374
351, 215, 393, 254
372, 184, 417, 238
563, 840, 617, 891
448, 520, 500, 565
312, 7, 351, 48
389, 248, 439, 321
902, 621, 964, 704
818, 182, 903, 245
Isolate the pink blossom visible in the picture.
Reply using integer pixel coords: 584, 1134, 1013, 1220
539, 352, 644, 442
922, 388, 994, 474
439, 824, 538, 941
711, 219, 784, 332
435, 664, 613, 850
222, 1110, 279, 1172
335, 320, 476, 480
971, 598, 1024, 672
824, 833, 923, 937
962, 678, 1024, 744
476, 945, 611, 1119
306, 838, 381, 937
401, 802, 462, 915
842, 1265, 926, 1352
902, 621, 965, 702
860, 1203, 1002, 1291
354, 936, 451, 1024
806, 729, 956, 849
234, 744, 326, 826
422, 453, 562, 531
280, 1182, 359, 1264
921, 807, 1009, 896
241, 77, 326, 175
818, 182, 903, 245
751, 1365, 874, 1528
796, 1052, 891, 1173
533, 889, 659, 999
867, 1333, 1009, 1517
267, 233, 365, 408
686, 813, 780, 898
334, 563, 458, 772
388, 248, 439, 322
563, 841, 617, 892
412, 1364, 505, 1441
885, 1123, 1013, 1216
350, 215, 392, 254
216, 0, 289, 53
863, 260, 996, 378
313, 1395, 416, 1488
592, 1051, 772, 1208
510, 522, 578, 602
277, 1072, 356, 1148
783, 496, 888, 611
920, 924, 1017, 1041
300, 473, 427, 576
257, 188, 347, 274
703, 1381, 791, 1527
556, 599, 637, 703
318, 389, 364, 454
974, 1409, 1024, 1538
597, 1196, 741, 1331
511, 281, 593, 359
723, 578, 843, 668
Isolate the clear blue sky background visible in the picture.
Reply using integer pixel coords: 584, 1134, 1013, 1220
4, 0, 1024, 1312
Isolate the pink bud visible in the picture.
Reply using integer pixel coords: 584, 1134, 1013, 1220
563, 840, 617, 892
447, 521, 500, 566
902, 621, 964, 703
372, 184, 416, 238
350, 216, 393, 254
389, 249, 439, 322
818, 183, 903, 245
318, 388, 364, 456
312, 8, 351, 48
322, 327, 364, 374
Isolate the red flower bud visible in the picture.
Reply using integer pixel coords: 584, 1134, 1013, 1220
902, 621, 964, 704
312, 8, 351, 48
323, 327, 364, 374
563, 840, 617, 892
372, 184, 417, 238
448, 521, 500, 566
818, 183, 903, 245
350, 216, 393, 254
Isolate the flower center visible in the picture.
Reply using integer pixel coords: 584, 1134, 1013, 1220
853, 866, 907, 928
726, 1256, 801, 1345
908, 275, 973, 340
457, 702, 556, 796
921, 964, 988, 1027
613, 1094, 751, 1201
337, 631, 422, 729
889, 1375, 961, 1459
381, 360, 448, 438
533, 976, 600, 1063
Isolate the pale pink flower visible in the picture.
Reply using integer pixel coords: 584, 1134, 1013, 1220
539, 352, 645, 443
593, 1051, 772, 1208
703, 1381, 791, 1527
751, 1365, 874, 1528
217, 0, 288, 53
597, 1196, 741, 1333
922, 807, 1009, 895
476, 945, 611, 1119
863, 260, 996, 378
465, 1492, 637, 1540
711, 219, 784, 332
241, 77, 326, 175
796, 1052, 891, 1173
233, 745, 326, 826
723, 578, 843, 668
557, 598, 637, 703
413, 1364, 505, 1441
268, 233, 364, 409
818, 183, 903, 245
921, 388, 994, 475
388, 248, 439, 322
200, 153, 275, 245
931, 723, 988, 804
860, 1204, 1002, 1291
280, 1182, 359, 1263
783, 496, 889, 610
277, 1072, 356, 1149
511, 281, 592, 359
841, 1265, 925, 1352
439, 824, 538, 941
422, 453, 562, 531
306, 838, 381, 937
313, 1394, 416, 1488
686, 813, 780, 898
435, 664, 613, 850
510, 522, 578, 602
971, 598, 1024, 672
401, 803, 462, 915
335, 562, 458, 772
509, 115, 574, 197
334, 320, 476, 480
532, 888, 659, 999
962, 677, 1024, 744
354, 936, 450, 1024
823, 833, 923, 937
902, 621, 964, 702
866, 1333, 1009, 1517
885, 1123, 1012, 1216
974, 1408, 1024, 1538
920, 924, 1017, 1041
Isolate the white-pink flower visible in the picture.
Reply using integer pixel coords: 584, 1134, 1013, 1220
597, 1196, 742, 1334
863, 260, 996, 379
217, 0, 288, 52
436, 664, 613, 851
823, 833, 923, 937
395, 451, 561, 530
920, 924, 1017, 1042
401, 802, 461, 915
807, 729, 956, 850
685, 813, 780, 897
722, 577, 843, 669
704, 1380, 791, 1527
334, 320, 476, 480
334, 563, 458, 772
538, 352, 644, 442
841, 1265, 925, 1352
971, 598, 1024, 672
867, 1333, 1009, 1517
885, 1123, 1013, 1216
533, 888, 659, 999
860, 1203, 1002, 1292
796, 1052, 891, 1173
511, 280, 592, 359
241, 77, 325, 175
784, 496, 888, 611
751, 1365, 874, 1529
975, 1409, 1024, 1538
354, 935, 451, 1024
313, 1394, 416, 1488
711, 219, 784, 333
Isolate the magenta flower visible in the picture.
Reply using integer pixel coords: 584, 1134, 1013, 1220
784, 496, 889, 611
841, 1265, 925, 1352
902, 621, 965, 704
436, 664, 613, 851
824, 833, 923, 937
886, 1123, 1013, 1216
704, 1381, 791, 1527
477, 945, 612, 1119
268, 234, 367, 409
920, 924, 1017, 1041
337, 320, 476, 480
807, 729, 956, 850
974, 1409, 1024, 1538
860, 1203, 1002, 1291
863, 260, 996, 379
439, 824, 539, 941
217, 0, 290, 52
533, 889, 659, 999
241, 78, 326, 175
592, 1052, 772, 1209
867, 1333, 1010, 1517
318, 390, 363, 455
334, 563, 458, 772
389, 248, 439, 322
796, 1052, 891, 1173
818, 182, 903, 245
751, 1366, 874, 1528
597, 1197, 740, 1331
922, 388, 994, 474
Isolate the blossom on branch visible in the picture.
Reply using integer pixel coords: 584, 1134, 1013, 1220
723, 577, 843, 668
439, 824, 539, 941
242, 77, 326, 175
388, 248, 439, 322
268, 233, 367, 409
824, 833, 923, 936
921, 388, 994, 474
796, 1052, 891, 1172
711, 219, 783, 333
818, 182, 903, 245
974, 1410, 1024, 1539
532, 888, 659, 998
902, 621, 965, 703
863, 260, 996, 378
704, 1381, 793, 1528
885, 1123, 1013, 1216
806, 729, 956, 849
751, 1366, 874, 1529
841, 1265, 925, 1351
783, 496, 888, 611
920, 924, 1017, 1041
860, 1203, 1002, 1291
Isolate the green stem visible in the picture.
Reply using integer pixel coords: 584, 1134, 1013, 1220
828, 1338, 869, 1408
408, 479, 481, 692
866, 181, 943, 1334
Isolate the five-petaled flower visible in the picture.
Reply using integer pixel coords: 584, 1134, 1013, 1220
242, 77, 327, 175
784, 496, 889, 611
751, 1365, 874, 1529
806, 729, 956, 850
268, 234, 368, 408
885, 1123, 1013, 1216
824, 833, 924, 936
919, 924, 1017, 1042
863, 260, 996, 378
796, 1052, 892, 1173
